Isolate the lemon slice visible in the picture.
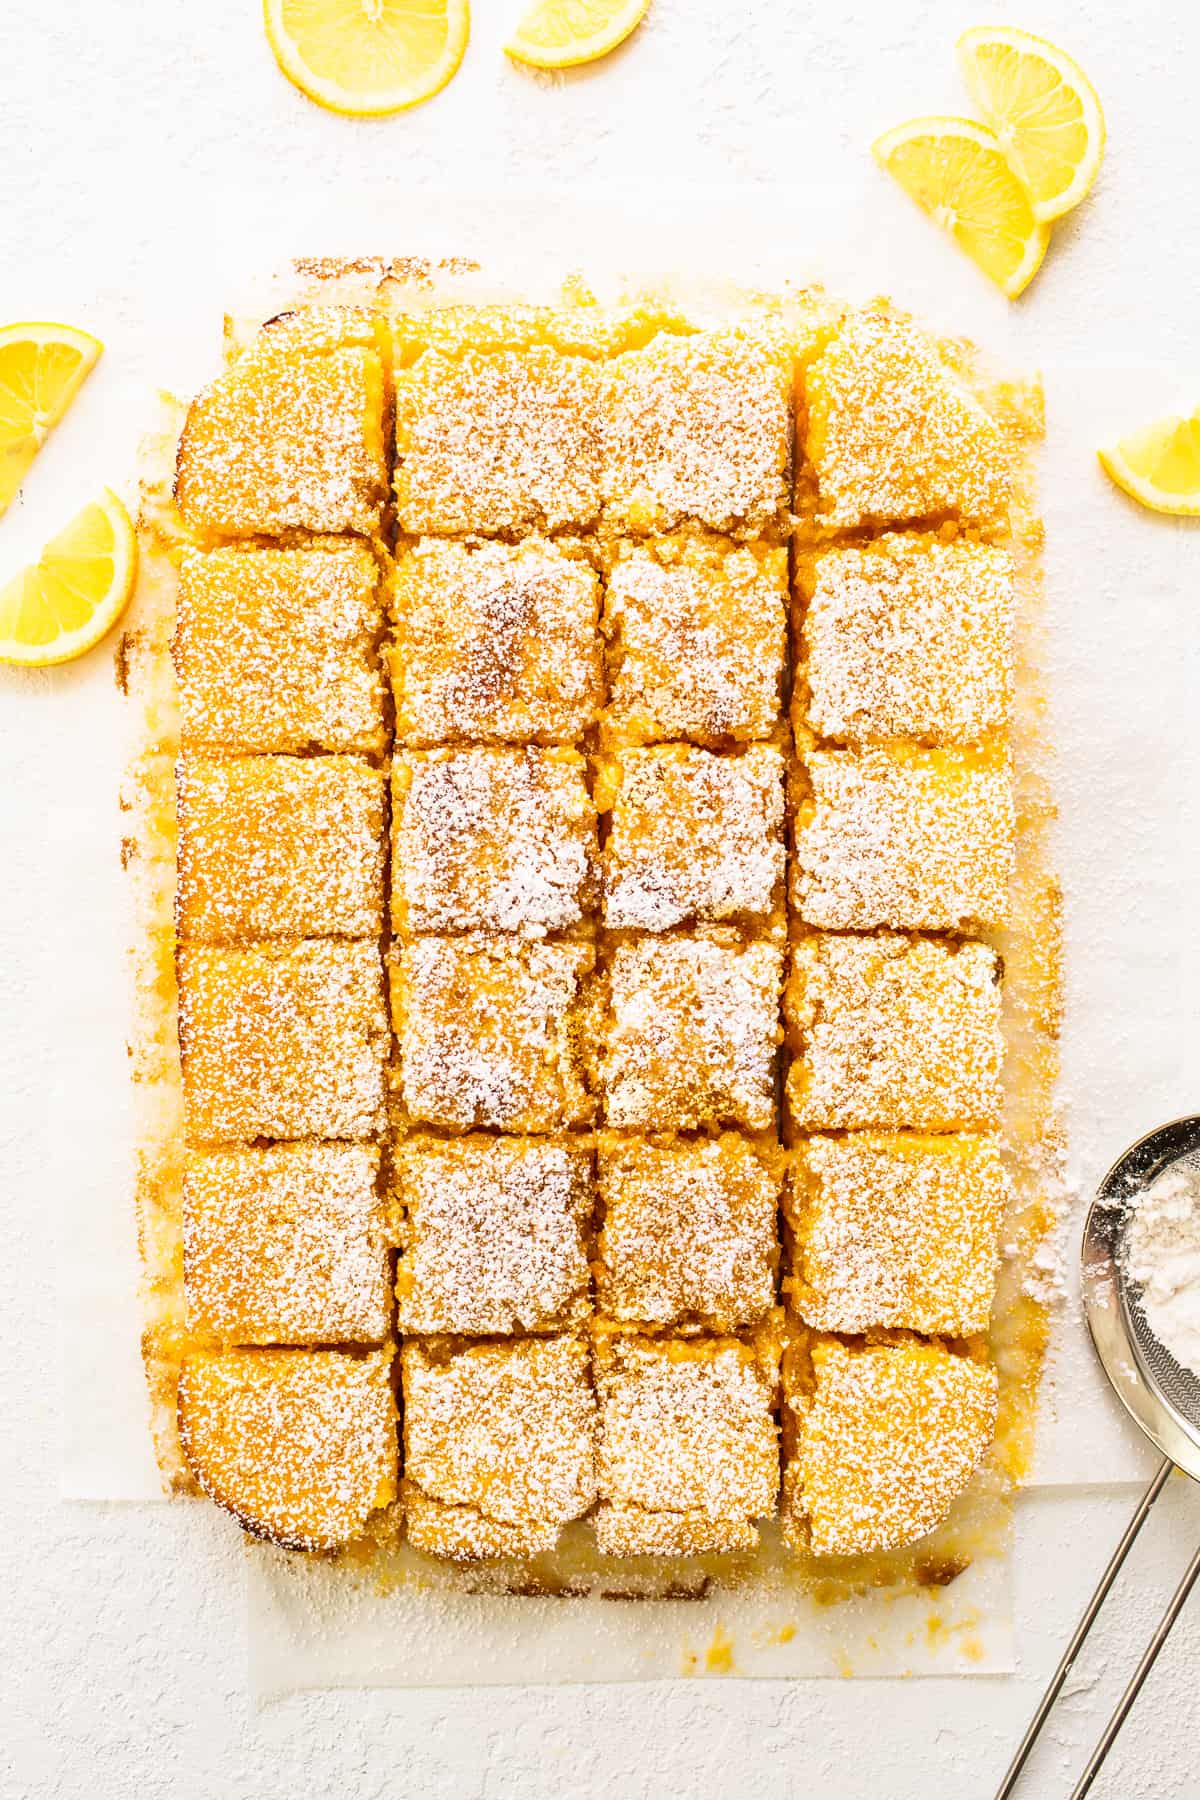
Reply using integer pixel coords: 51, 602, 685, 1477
0, 322, 102, 519
958, 26, 1104, 223
506, 0, 649, 68
0, 490, 137, 668
1099, 410, 1200, 517
264, 0, 469, 116
873, 116, 1050, 299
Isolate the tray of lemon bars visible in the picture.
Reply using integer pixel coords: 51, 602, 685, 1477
121, 260, 1058, 1681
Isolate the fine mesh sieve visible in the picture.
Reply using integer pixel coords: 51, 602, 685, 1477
998, 1116, 1200, 1800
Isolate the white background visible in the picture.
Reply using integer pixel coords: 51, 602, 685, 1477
3, 0, 1200, 1795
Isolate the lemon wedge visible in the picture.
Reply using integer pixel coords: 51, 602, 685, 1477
873, 116, 1050, 299
264, 0, 469, 116
506, 0, 649, 68
0, 490, 137, 668
0, 323, 102, 520
958, 26, 1104, 222
1099, 411, 1200, 517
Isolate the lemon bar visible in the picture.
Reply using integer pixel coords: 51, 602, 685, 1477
784, 932, 1003, 1132
391, 936, 596, 1133
183, 1143, 389, 1344
401, 1335, 597, 1559
596, 1132, 780, 1331
389, 536, 602, 748
177, 756, 385, 943
174, 541, 387, 756
593, 1334, 779, 1554
800, 311, 1012, 534
781, 1338, 998, 1555
391, 747, 597, 938
390, 300, 687, 366
394, 348, 602, 536
393, 1134, 592, 1335
792, 744, 1014, 931
597, 744, 786, 933
176, 308, 388, 539
601, 329, 792, 537
601, 534, 787, 748
786, 1134, 1010, 1334
797, 533, 1015, 745
177, 1347, 397, 1551
179, 941, 389, 1142
600, 930, 782, 1132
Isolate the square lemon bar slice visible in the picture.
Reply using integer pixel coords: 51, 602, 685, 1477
597, 744, 786, 933
792, 744, 1014, 931
601, 329, 792, 537
173, 541, 387, 757
594, 1333, 779, 1555
176, 755, 385, 943
596, 1132, 780, 1332
601, 534, 787, 749
784, 932, 1003, 1133
179, 941, 389, 1143
389, 536, 602, 748
782, 1338, 998, 1555
183, 1143, 389, 1344
394, 348, 602, 536
177, 1347, 397, 1551
176, 308, 388, 540
786, 1133, 1010, 1335
401, 1335, 597, 1559
799, 310, 1012, 534
391, 747, 597, 939
600, 929, 783, 1132
391, 936, 596, 1133
797, 532, 1015, 745
393, 1134, 592, 1336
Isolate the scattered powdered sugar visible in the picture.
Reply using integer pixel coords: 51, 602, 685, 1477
1125, 1164, 1200, 1375
394, 1134, 591, 1335
600, 743, 785, 931
390, 536, 602, 747
392, 746, 596, 938
601, 537, 786, 746
800, 533, 1014, 744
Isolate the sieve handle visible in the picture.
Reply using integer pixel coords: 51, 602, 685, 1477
995, 1456, 1173, 1800
1070, 1525, 1200, 1799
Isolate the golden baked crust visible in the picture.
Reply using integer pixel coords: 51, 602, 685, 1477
600, 534, 787, 749
389, 536, 602, 747
177, 755, 385, 943
183, 1143, 389, 1344
176, 308, 388, 540
401, 1335, 597, 1557
596, 743, 786, 934
391, 746, 597, 938
173, 541, 387, 756
786, 1133, 1009, 1335
177, 1346, 397, 1551
782, 1337, 998, 1556
178, 940, 389, 1142
800, 310, 1012, 534
393, 1134, 592, 1336
390, 935, 596, 1132
784, 931, 1004, 1133
596, 1131, 781, 1331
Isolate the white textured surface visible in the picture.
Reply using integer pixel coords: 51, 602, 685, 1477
4, 0, 1200, 1793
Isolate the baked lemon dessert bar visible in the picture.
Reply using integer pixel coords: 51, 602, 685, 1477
147, 289, 1050, 1574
